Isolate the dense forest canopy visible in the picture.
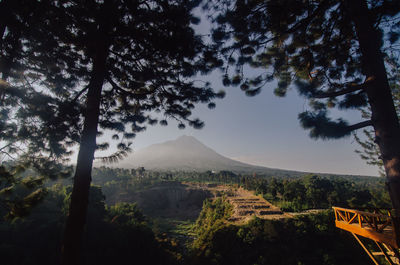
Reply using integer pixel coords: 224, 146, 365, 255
0, 168, 390, 265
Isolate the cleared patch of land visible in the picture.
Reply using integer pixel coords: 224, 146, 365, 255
184, 183, 292, 224
224, 187, 291, 224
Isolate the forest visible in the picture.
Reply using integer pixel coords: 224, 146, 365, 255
0, 167, 392, 264
90, 167, 391, 212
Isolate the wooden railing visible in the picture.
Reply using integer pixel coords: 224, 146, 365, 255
333, 207, 394, 234
333, 207, 400, 265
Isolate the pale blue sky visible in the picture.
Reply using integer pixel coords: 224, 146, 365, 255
125, 68, 378, 176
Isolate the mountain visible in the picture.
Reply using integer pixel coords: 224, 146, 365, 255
115, 135, 305, 176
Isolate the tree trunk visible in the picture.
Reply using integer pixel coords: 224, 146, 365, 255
347, 1, 400, 213
60, 41, 108, 265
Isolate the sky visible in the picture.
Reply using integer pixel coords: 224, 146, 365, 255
124, 69, 378, 176
96, 8, 380, 177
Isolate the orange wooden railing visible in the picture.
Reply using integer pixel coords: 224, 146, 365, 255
333, 207, 400, 265
333, 207, 394, 234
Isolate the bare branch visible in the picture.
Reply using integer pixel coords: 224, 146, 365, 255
0, 150, 16, 160
0, 143, 13, 152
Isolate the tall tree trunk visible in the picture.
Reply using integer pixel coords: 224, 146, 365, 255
61, 41, 108, 265
347, 1, 400, 218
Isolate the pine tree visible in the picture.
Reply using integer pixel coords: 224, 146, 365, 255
0, 0, 75, 220
206, 0, 400, 211
2, 1, 223, 264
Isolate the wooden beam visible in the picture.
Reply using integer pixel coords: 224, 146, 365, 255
378, 220, 392, 233
349, 213, 358, 224
333, 207, 389, 218
352, 233, 381, 265
337, 210, 347, 222
375, 242, 396, 265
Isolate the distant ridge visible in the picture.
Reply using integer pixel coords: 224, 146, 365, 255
115, 135, 308, 177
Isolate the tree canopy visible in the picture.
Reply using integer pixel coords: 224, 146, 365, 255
1, 0, 224, 264
205, 0, 400, 209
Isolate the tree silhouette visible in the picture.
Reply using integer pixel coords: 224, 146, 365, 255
0, 0, 75, 220
2, 0, 224, 264
206, 0, 400, 210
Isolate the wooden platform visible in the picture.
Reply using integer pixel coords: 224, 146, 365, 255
333, 207, 400, 265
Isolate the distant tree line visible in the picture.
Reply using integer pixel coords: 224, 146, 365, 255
88, 167, 390, 212
252, 175, 391, 212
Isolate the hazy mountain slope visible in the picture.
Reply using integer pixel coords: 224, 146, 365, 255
116, 135, 304, 176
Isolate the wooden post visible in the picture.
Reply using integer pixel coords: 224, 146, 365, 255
352, 233, 381, 265
375, 242, 395, 265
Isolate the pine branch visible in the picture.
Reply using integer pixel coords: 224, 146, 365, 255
106, 76, 139, 97
313, 77, 374, 99
71, 86, 89, 102
0, 143, 13, 152
257, 1, 328, 45
347, 120, 373, 131
313, 84, 364, 98
94, 149, 130, 164
0, 150, 16, 160
106, 76, 153, 97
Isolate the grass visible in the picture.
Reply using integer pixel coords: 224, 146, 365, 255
151, 218, 196, 239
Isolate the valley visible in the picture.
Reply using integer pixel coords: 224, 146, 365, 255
1, 166, 388, 265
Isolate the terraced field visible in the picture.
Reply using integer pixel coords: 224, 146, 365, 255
184, 183, 322, 224
225, 188, 291, 223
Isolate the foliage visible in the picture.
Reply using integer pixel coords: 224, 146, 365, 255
191, 208, 370, 265
205, 0, 400, 139
90, 167, 391, 212
191, 197, 233, 254
203, 0, 400, 213
0, 184, 178, 265
0, 0, 74, 219
253, 174, 390, 212
1, 1, 227, 261
1, 0, 225, 164
0, 162, 72, 220
0, 168, 390, 265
